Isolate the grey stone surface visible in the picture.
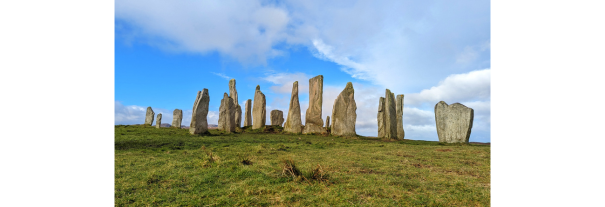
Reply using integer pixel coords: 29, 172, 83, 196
270, 110, 284, 126
156, 113, 162, 128
284, 81, 302, 133
244, 99, 252, 127
325, 116, 330, 129
302, 75, 327, 134
331, 82, 357, 136
377, 97, 385, 137
384, 89, 397, 139
218, 93, 236, 133
396, 94, 405, 139
144, 107, 155, 125
172, 109, 183, 128
229, 79, 242, 128
190, 89, 210, 135
252, 85, 266, 129
435, 101, 474, 143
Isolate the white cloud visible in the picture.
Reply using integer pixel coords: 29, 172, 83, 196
211, 72, 232, 80
406, 69, 491, 106
262, 72, 310, 94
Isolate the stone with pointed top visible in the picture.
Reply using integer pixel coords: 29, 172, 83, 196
229, 79, 242, 128
396, 95, 405, 139
435, 101, 474, 143
144, 107, 155, 125
218, 93, 236, 132
172, 109, 183, 128
377, 89, 397, 138
284, 81, 302, 133
244, 99, 252, 127
190, 89, 210, 135
303, 75, 326, 134
331, 82, 357, 136
252, 85, 266, 129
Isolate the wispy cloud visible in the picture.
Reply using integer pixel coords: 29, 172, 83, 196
211, 72, 232, 80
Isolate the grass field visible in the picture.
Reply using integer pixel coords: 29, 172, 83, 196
115, 125, 490, 206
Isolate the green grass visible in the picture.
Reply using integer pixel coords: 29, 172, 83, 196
115, 125, 490, 206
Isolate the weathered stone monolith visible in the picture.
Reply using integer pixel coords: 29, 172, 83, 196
384, 89, 397, 139
229, 79, 242, 128
144, 107, 155, 125
244, 99, 252, 127
252, 85, 266, 129
435, 101, 474, 143
325, 116, 330, 129
284, 81, 302, 133
270, 110, 284, 126
172, 109, 183, 128
155, 114, 162, 128
190, 89, 210, 135
302, 75, 326, 134
331, 82, 357, 136
218, 93, 236, 133
396, 95, 405, 139
377, 97, 385, 137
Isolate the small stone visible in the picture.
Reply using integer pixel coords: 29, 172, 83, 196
435, 101, 474, 143
144, 107, 155, 125
377, 97, 385, 137
190, 89, 210, 135
156, 113, 162, 128
244, 99, 252, 127
270, 110, 284, 126
171, 109, 183, 128
325, 116, 330, 129
396, 94, 405, 139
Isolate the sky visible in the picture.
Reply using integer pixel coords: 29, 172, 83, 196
114, 0, 491, 142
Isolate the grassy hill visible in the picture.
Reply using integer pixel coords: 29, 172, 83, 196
115, 125, 490, 206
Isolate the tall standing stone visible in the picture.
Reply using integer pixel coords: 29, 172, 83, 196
144, 107, 155, 125
331, 82, 357, 136
396, 95, 405, 139
435, 101, 474, 143
244, 99, 252, 127
302, 75, 326, 134
172, 109, 183, 128
218, 93, 236, 133
155, 113, 162, 128
229, 79, 242, 128
190, 89, 210, 135
284, 81, 302, 133
377, 97, 385, 137
325, 116, 330, 129
270, 110, 284, 126
252, 85, 266, 129
384, 89, 397, 139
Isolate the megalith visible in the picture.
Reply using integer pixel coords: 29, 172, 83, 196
190, 89, 210, 135
377, 97, 385, 137
252, 85, 266, 129
325, 116, 330, 129
396, 95, 405, 139
218, 93, 236, 133
331, 82, 357, 136
229, 79, 242, 128
156, 113, 162, 128
284, 81, 302, 133
144, 107, 155, 125
302, 75, 326, 134
244, 99, 252, 127
172, 109, 183, 128
270, 110, 284, 126
434, 101, 474, 143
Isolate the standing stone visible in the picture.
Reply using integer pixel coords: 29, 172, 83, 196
244, 99, 252, 127
435, 101, 474, 143
384, 89, 397, 139
252, 85, 266, 129
331, 82, 357, 136
218, 93, 236, 133
284, 81, 302, 133
190, 89, 210, 135
155, 113, 162, 128
229, 79, 242, 128
396, 95, 405, 139
144, 107, 155, 125
270, 110, 284, 126
171, 109, 183, 128
377, 97, 385, 137
325, 116, 330, 129
302, 75, 326, 134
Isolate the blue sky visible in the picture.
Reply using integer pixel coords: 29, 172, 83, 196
115, 0, 490, 142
